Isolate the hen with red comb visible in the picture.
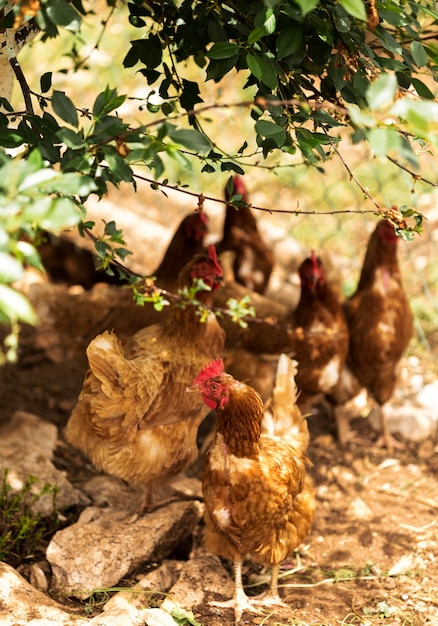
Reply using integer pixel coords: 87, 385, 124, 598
65, 249, 225, 516
292, 252, 349, 437
194, 360, 314, 624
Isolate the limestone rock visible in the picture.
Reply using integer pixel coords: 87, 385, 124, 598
0, 411, 80, 515
0, 561, 74, 626
103, 560, 182, 614
161, 553, 234, 614
47, 501, 203, 598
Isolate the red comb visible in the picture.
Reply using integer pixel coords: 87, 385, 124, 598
207, 245, 223, 275
310, 250, 318, 269
194, 359, 224, 386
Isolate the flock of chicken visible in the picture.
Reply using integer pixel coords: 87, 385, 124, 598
61, 176, 413, 624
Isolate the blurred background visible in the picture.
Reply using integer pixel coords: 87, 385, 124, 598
14, 1, 438, 378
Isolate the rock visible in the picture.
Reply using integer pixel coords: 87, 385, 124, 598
0, 561, 74, 625
47, 501, 203, 598
346, 497, 374, 521
0, 560, 163, 625
161, 553, 234, 614
0, 411, 80, 515
103, 560, 182, 614
368, 381, 438, 442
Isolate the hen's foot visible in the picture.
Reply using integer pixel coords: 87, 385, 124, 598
211, 589, 264, 624
249, 591, 288, 609
374, 433, 406, 454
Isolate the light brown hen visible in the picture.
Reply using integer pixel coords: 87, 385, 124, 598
193, 357, 314, 624
64, 246, 225, 513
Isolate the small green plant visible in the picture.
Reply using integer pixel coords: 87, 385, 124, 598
0, 468, 60, 568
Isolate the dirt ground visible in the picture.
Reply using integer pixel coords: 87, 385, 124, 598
1, 328, 438, 626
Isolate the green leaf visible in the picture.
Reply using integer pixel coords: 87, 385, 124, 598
40, 72, 52, 94
0, 253, 23, 283
206, 42, 240, 59
276, 26, 303, 59
206, 56, 239, 82
410, 41, 428, 68
56, 128, 85, 149
367, 127, 401, 157
92, 87, 126, 119
42, 173, 97, 196
339, 0, 366, 20
167, 128, 212, 153
255, 119, 286, 147
246, 53, 278, 89
294, 0, 319, 16
410, 78, 435, 100
42, 197, 81, 230
0, 285, 38, 325
46, 0, 81, 32
0, 128, 24, 149
348, 104, 377, 128
248, 27, 266, 45
366, 73, 397, 110
52, 91, 79, 127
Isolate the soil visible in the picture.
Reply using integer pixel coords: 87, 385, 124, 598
1, 325, 438, 626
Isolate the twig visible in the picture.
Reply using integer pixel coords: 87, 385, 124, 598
386, 156, 438, 188
9, 55, 34, 116
322, 128, 382, 212
134, 173, 379, 217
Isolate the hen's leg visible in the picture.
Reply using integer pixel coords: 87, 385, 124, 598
374, 405, 405, 454
211, 559, 263, 624
250, 564, 288, 608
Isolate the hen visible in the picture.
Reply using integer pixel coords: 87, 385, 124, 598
153, 210, 208, 291
216, 175, 274, 294
341, 218, 413, 452
193, 358, 314, 624
293, 253, 349, 436
64, 246, 225, 513
223, 253, 349, 413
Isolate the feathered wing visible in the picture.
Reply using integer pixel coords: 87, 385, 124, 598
69, 330, 165, 442
263, 354, 310, 454
203, 438, 311, 565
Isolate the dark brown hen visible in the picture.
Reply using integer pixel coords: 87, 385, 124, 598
216, 175, 274, 294
342, 218, 413, 452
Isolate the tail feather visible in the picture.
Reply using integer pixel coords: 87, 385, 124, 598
263, 354, 310, 454
86, 330, 127, 395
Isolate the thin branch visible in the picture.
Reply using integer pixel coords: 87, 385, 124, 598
386, 155, 438, 187
72, 3, 117, 71
141, 95, 349, 130
9, 55, 34, 116
322, 128, 382, 211
133, 173, 379, 217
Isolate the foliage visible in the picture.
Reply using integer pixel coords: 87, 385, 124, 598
0, 468, 60, 568
0, 0, 437, 359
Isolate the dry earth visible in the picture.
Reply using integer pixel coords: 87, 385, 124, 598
1, 326, 438, 626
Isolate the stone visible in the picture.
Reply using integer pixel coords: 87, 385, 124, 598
0, 411, 80, 515
161, 552, 234, 614
47, 501, 203, 598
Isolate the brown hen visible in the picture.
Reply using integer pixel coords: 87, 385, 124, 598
153, 211, 208, 291
64, 246, 225, 513
342, 218, 413, 452
216, 175, 274, 294
193, 358, 314, 624
293, 252, 350, 440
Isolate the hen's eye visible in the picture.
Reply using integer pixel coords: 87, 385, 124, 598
209, 383, 219, 391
